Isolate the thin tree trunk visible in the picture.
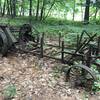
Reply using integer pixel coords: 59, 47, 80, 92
2, 0, 6, 16
12, 0, 16, 17
80, 0, 84, 21
22, 6, 25, 16
84, 0, 90, 24
7, 0, 10, 16
43, 0, 55, 20
94, 7, 98, 20
0, 0, 2, 15
40, 0, 46, 21
10, 0, 13, 18
72, 0, 76, 21
29, 0, 32, 16
36, 0, 40, 20
20, 0, 25, 16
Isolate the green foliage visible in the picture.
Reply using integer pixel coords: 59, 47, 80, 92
93, 81, 100, 92
64, 33, 77, 46
0, 17, 100, 38
3, 84, 16, 99
83, 91, 89, 100
94, 0, 100, 8
91, 64, 100, 92
52, 65, 62, 79
26, 41, 34, 49
0, 0, 100, 22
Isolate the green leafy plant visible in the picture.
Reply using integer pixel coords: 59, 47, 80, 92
91, 64, 100, 92
83, 91, 89, 100
52, 65, 62, 79
92, 72, 100, 92
3, 84, 16, 99
92, 81, 100, 92
26, 41, 34, 49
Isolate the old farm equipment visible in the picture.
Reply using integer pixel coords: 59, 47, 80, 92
63, 31, 100, 88
0, 24, 39, 56
38, 30, 100, 89
0, 23, 99, 89
0, 25, 17, 56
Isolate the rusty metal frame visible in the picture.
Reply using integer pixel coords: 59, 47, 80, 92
0, 24, 99, 86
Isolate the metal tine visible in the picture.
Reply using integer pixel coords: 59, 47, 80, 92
83, 30, 91, 39
80, 33, 97, 51
67, 33, 97, 62
75, 38, 88, 53
78, 30, 85, 47
78, 30, 93, 49
76, 34, 80, 49
75, 30, 92, 53
32, 26, 40, 35
40, 33, 44, 58
98, 37, 100, 52
66, 39, 88, 63
78, 39, 88, 53
59, 33, 61, 48
96, 36, 100, 55
61, 41, 64, 63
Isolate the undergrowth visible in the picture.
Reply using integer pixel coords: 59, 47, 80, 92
0, 17, 100, 37
91, 64, 100, 92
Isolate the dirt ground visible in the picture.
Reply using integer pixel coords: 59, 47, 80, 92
0, 52, 100, 100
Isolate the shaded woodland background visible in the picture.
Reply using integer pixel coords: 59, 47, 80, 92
0, 0, 100, 22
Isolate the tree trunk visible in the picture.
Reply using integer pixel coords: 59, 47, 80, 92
84, 0, 90, 24
72, 0, 76, 21
94, 7, 98, 20
12, 0, 16, 17
0, 0, 2, 15
6, 0, 10, 16
36, 0, 40, 20
29, 0, 32, 16
2, 0, 6, 16
10, 0, 13, 17
20, 0, 25, 16
80, 0, 84, 21
40, 0, 46, 21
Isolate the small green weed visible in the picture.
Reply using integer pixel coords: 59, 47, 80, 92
91, 64, 100, 92
52, 65, 62, 79
3, 84, 16, 99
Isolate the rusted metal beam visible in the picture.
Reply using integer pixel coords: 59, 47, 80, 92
40, 34, 44, 58
96, 37, 100, 55
59, 33, 61, 48
61, 41, 64, 63
63, 51, 84, 57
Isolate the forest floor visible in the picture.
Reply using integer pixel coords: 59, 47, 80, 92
0, 52, 100, 100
